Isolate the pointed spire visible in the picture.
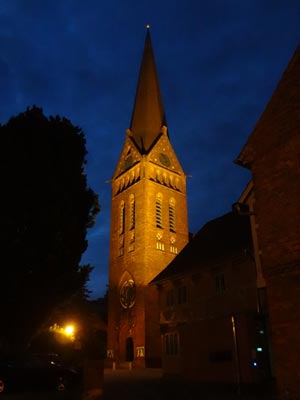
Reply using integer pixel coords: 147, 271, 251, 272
129, 26, 167, 153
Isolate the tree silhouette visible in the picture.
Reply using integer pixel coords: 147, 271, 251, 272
0, 106, 100, 354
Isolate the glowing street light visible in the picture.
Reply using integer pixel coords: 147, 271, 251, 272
49, 323, 76, 342
64, 325, 75, 336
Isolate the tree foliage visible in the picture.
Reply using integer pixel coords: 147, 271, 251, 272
0, 106, 100, 353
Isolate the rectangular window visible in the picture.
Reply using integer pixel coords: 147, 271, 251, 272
215, 272, 226, 293
107, 349, 114, 359
178, 286, 187, 304
166, 289, 174, 306
165, 333, 179, 356
156, 242, 165, 250
170, 245, 178, 254
136, 346, 145, 357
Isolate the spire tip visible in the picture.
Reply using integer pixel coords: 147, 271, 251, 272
146, 24, 150, 29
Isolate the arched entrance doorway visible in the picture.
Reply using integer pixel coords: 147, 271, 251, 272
125, 337, 134, 362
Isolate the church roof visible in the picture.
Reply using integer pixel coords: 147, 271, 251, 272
235, 45, 300, 169
150, 211, 252, 284
129, 27, 167, 153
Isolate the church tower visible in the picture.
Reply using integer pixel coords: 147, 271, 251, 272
107, 27, 189, 368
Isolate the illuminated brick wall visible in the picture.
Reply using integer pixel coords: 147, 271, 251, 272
107, 137, 189, 367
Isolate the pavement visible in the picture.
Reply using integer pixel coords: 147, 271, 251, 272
0, 366, 277, 400
103, 367, 277, 400
103, 367, 164, 399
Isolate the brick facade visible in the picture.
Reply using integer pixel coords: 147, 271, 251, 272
151, 212, 271, 386
107, 135, 189, 367
236, 47, 300, 399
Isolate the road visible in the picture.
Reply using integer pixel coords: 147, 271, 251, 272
0, 367, 277, 400
103, 367, 277, 400
104, 367, 165, 400
0, 389, 81, 400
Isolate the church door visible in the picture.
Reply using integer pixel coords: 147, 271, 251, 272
125, 337, 134, 361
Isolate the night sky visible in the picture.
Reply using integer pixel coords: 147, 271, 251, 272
1, 1, 299, 299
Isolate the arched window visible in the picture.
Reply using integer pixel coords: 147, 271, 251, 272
119, 201, 125, 235
129, 195, 135, 230
169, 198, 176, 232
156, 194, 163, 229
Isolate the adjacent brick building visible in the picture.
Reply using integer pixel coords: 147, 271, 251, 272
150, 210, 272, 387
236, 46, 300, 399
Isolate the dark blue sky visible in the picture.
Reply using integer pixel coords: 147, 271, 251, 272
0, 1, 299, 299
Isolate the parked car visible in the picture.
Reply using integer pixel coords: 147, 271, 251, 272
0, 353, 82, 394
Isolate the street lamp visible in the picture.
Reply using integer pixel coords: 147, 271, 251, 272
64, 325, 75, 337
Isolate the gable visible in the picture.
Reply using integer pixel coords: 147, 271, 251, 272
112, 135, 142, 180
147, 128, 185, 177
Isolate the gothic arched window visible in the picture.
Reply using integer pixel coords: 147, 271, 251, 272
156, 194, 163, 229
169, 198, 176, 232
129, 195, 135, 230
119, 201, 125, 235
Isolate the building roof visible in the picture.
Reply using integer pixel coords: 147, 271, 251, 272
129, 27, 167, 153
150, 211, 252, 284
235, 45, 300, 169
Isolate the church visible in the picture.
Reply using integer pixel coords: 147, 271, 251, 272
106, 27, 189, 368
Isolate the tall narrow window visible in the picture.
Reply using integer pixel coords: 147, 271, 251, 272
178, 286, 187, 304
169, 199, 176, 232
118, 236, 124, 256
215, 272, 226, 293
156, 194, 163, 228
119, 201, 125, 235
129, 195, 135, 230
165, 333, 179, 356
166, 289, 174, 306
